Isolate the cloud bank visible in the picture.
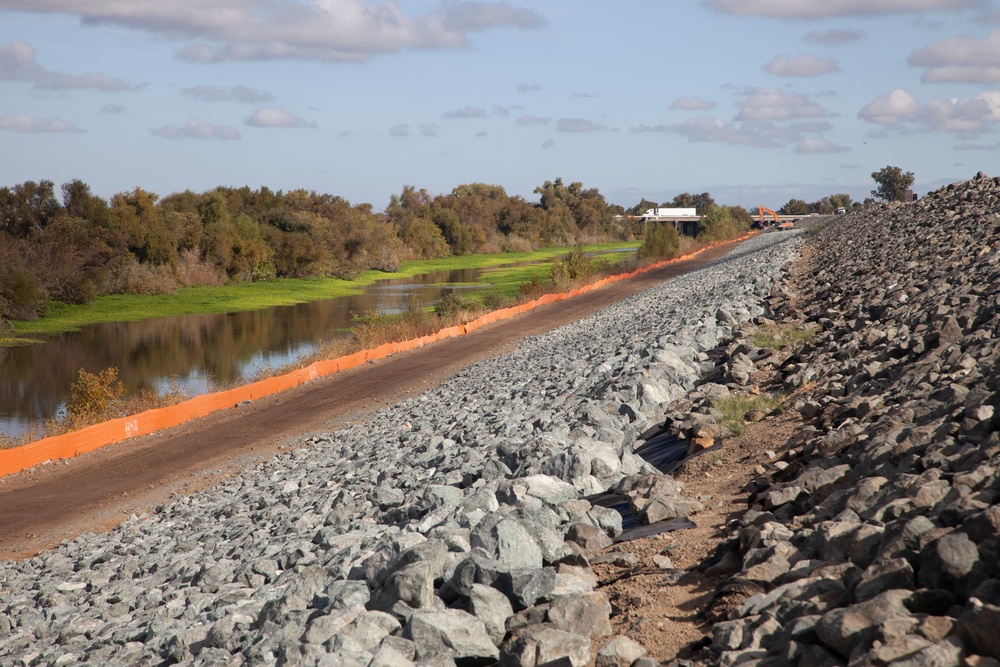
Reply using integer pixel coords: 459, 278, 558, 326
859, 87, 1000, 137
0, 40, 144, 91
703, 0, 983, 19
181, 85, 274, 103
908, 30, 1000, 82
0, 113, 83, 133
0, 1, 544, 64
151, 118, 241, 140
763, 53, 840, 77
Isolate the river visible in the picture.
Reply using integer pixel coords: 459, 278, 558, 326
0, 267, 485, 437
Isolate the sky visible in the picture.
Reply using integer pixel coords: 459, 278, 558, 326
2, 0, 1000, 212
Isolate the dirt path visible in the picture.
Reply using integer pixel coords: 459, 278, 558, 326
0, 240, 750, 561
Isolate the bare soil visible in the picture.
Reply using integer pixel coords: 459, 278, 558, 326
592, 247, 818, 665
593, 407, 805, 663
0, 239, 746, 561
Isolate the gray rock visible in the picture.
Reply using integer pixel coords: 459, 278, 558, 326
470, 515, 543, 570
815, 589, 911, 658
595, 635, 648, 667
403, 609, 499, 663
500, 568, 558, 610
547, 592, 612, 639
499, 625, 592, 667
372, 562, 436, 612
468, 583, 514, 645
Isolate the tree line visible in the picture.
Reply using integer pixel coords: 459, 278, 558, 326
0, 178, 627, 322
0, 176, 769, 323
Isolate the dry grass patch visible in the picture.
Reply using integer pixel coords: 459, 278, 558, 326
715, 393, 785, 436
753, 322, 817, 350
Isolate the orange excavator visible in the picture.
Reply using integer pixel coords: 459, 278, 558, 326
757, 205, 779, 228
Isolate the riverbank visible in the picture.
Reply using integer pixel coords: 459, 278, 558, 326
2, 241, 641, 346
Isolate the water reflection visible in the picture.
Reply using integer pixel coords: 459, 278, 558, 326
0, 268, 480, 436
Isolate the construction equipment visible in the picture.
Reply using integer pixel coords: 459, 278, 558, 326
757, 205, 779, 228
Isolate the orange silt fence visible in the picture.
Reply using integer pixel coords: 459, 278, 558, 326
0, 233, 755, 479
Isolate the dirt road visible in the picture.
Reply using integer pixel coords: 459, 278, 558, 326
0, 239, 747, 560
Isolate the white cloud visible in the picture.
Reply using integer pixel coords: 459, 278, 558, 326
442, 106, 488, 119
518, 83, 542, 93
802, 28, 865, 45
516, 114, 551, 125
0, 1, 543, 64
419, 124, 437, 137
859, 87, 1000, 137
795, 138, 850, 153
858, 88, 922, 124
673, 115, 801, 148
100, 103, 125, 113
389, 124, 411, 137
908, 30, 1000, 82
737, 87, 830, 121
630, 124, 672, 133
245, 107, 315, 128
475, 130, 487, 138
0, 113, 83, 133
789, 120, 834, 132
703, 0, 982, 19
573, 92, 599, 99
670, 96, 717, 111
556, 117, 614, 132
541, 139, 555, 148
955, 141, 1000, 149
181, 85, 274, 103
151, 118, 240, 140
763, 53, 840, 77
492, 105, 520, 117
0, 40, 144, 91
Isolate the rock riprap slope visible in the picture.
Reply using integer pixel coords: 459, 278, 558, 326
701, 173, 1000, 666
0, 231, 800, 667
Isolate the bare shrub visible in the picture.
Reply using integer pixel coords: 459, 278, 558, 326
175, 249, 227, 287
107, 258, 179, 295
501, 235, 535, 253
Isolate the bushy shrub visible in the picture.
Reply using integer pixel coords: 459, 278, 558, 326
434, 288, 478, 319
697, 205, 749, 242
638, 222, 680, 261
550, 249, 594, 287
64, 367, 126, 427
0, 263, 46, 320
519, 275, 546, 297
482, 291, 514, 310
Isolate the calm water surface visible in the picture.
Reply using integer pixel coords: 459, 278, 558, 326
0, 268, 484, 437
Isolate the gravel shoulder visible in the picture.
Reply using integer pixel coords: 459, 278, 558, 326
0, 238, 744, 561
0, 229, 806, 667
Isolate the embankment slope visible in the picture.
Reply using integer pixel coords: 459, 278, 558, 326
693, 172, 1000, 665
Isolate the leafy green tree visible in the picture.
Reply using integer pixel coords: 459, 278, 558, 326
828, 193, 853, 210
0, 180, 61, 237
780, 199, 810, 215
61, 180, 108, 223
672, 192, 715, 213
871, 166, 915, 202
728, 205, 753, 227
627, 199, 659, 216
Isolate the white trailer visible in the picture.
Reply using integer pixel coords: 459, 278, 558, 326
640, 207, 697, 221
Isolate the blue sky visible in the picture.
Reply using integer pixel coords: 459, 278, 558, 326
2, 0, 999, 211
